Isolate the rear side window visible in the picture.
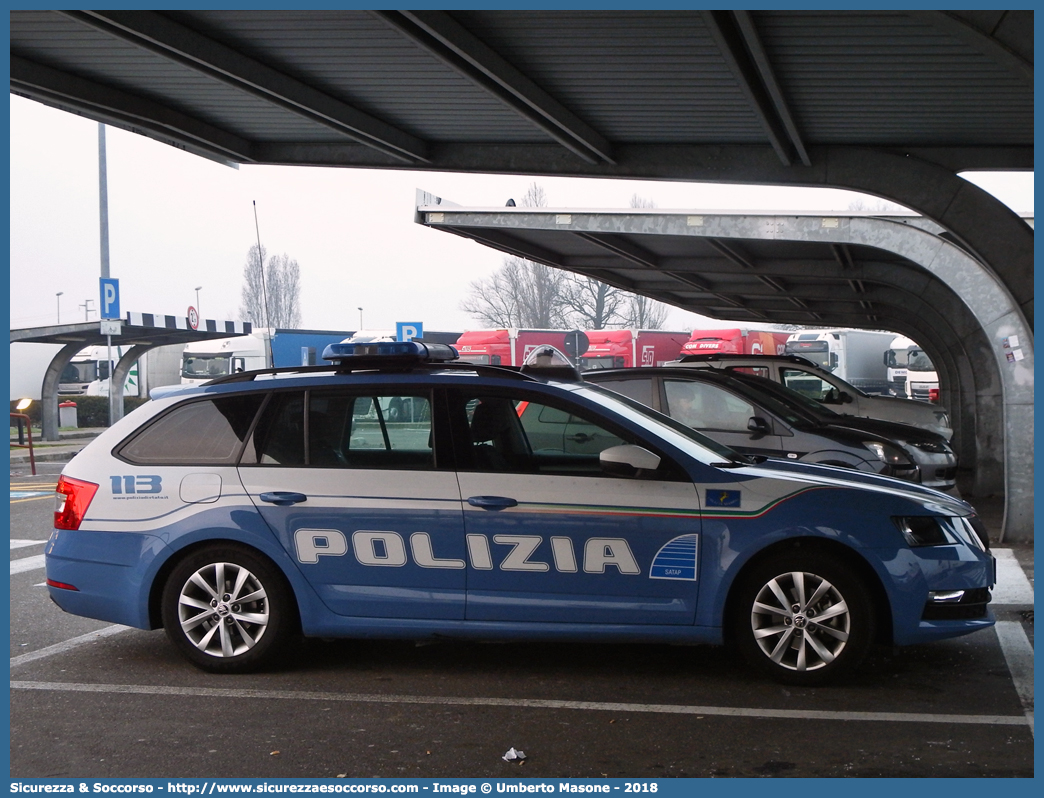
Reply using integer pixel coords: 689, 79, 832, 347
591, 378, 654, 407
242, 390, 434, 470
119, 394, 263, 465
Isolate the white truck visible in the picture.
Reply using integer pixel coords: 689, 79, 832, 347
885, 335, 940, 401
181, 335, 269, 385
784, 329, 894, 396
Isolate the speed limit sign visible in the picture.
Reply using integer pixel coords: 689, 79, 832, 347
188, 306, 199, 330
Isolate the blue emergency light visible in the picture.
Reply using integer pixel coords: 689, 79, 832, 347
322, 339, 459, 363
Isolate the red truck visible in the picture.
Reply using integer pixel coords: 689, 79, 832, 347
454, 329, 575, 366
577, 329, 691, 370
680, 328, 789, 357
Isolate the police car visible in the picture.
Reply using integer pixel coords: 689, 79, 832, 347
46, 341, 994, 685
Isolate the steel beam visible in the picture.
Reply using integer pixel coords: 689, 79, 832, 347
701, 11, 809, 167
913, 11, 1033, 84
371, 11, 614, 165
63, 10, 429, 164
11, 56, 254, 164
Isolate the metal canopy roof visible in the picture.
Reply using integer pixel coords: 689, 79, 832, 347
416, 201, 1034, 541
10, 320, 245, 348
10, 10, 1032, 172
415, 203, 1003, 342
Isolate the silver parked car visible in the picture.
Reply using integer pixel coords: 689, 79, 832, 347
584, 367, 957, 491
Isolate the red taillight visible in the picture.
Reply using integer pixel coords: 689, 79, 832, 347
54, 475, 99, 530
928, 388, 939, 403
46, 578, 79, 591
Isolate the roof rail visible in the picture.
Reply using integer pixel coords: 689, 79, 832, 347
201, 360, 541, 386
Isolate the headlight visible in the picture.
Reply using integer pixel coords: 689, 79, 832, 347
863, 440, 912, 465
894, 516, 950, 547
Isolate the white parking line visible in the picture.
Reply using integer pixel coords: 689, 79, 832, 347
995, 621, 1035, 737
992, 548, 1034, 604
8, 680, 1030, 728
10, 539, 47, 550
10, 554, 46, 575
9, 625, 131, 668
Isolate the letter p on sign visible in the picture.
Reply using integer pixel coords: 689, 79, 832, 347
396, 322, 423, 342
100, 278, 120, 319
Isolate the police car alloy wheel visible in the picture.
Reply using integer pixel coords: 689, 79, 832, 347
733, 552, 875, 685
161, 544, 296, 673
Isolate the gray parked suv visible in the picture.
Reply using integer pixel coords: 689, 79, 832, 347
666, 354, 952, 440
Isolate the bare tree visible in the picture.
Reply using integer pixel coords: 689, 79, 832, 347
239, 244, 302, 328
561, 276, 627, 330
461, 185, 676, 331
619, 194, 672, 329
461, 182, 570, 328
623, 293, 670, 329
461, 256, 569, 328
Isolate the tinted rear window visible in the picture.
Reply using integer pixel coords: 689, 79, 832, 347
119, 395, 263, 465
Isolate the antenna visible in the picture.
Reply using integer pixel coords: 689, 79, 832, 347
253, 201, 272, 330
253, 200, 274, 368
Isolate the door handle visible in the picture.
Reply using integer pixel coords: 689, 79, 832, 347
259, 491, 308, 506
467, 495, 518, 510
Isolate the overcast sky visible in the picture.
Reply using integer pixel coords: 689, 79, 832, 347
8, 94, 1034, 335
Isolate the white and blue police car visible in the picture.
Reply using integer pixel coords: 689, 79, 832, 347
46, 341, 995, 684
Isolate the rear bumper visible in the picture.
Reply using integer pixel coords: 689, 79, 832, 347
45, 528, 170, 630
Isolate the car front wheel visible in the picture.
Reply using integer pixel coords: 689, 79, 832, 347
732, 552, 875, 685
161, 545, 295, 673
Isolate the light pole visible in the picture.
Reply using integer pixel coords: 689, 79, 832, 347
79, 299, 95, 321
56, 291, 63, 324
358, 307, 363, 329
194, 286, 202, 318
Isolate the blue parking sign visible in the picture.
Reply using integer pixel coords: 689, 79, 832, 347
396, 322, 422, 341
100, 278, 120, 319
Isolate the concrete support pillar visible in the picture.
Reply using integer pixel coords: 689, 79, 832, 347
40, 343, 84, 441
111, 344, 151, 424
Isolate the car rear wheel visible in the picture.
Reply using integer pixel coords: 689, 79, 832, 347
732, 552, 875, 685
161, 545, 295, 673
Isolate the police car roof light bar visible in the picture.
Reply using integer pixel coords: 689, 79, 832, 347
321, 340, 459, 364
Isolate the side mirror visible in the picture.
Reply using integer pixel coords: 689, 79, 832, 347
839, 391, 853, 404
747, 417, 771, 435
600, 444, 661, 478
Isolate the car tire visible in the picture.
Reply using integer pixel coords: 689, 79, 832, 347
161, 544, 296, 674
731, 551, 875, 686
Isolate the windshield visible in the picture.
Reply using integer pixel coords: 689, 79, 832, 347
908, 349, 935, 372
183, 355, 231, 379
886, 348, 909, 368
575, 383, 749, 465
60, 362, 95, 383
784, 342, 829, 369
724, 373, 839, 424
579, 356, 620, 370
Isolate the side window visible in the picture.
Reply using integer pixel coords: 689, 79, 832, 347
120, 394, 264, 465
246, 392, 306, 465
664, 380, 755, 432
591, 378, 654, 408
780, 368, 833, 401
243, 391, 434, 469
724, 366, 769, 380
461, 393, 625, 474
317, 392, 434, 470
